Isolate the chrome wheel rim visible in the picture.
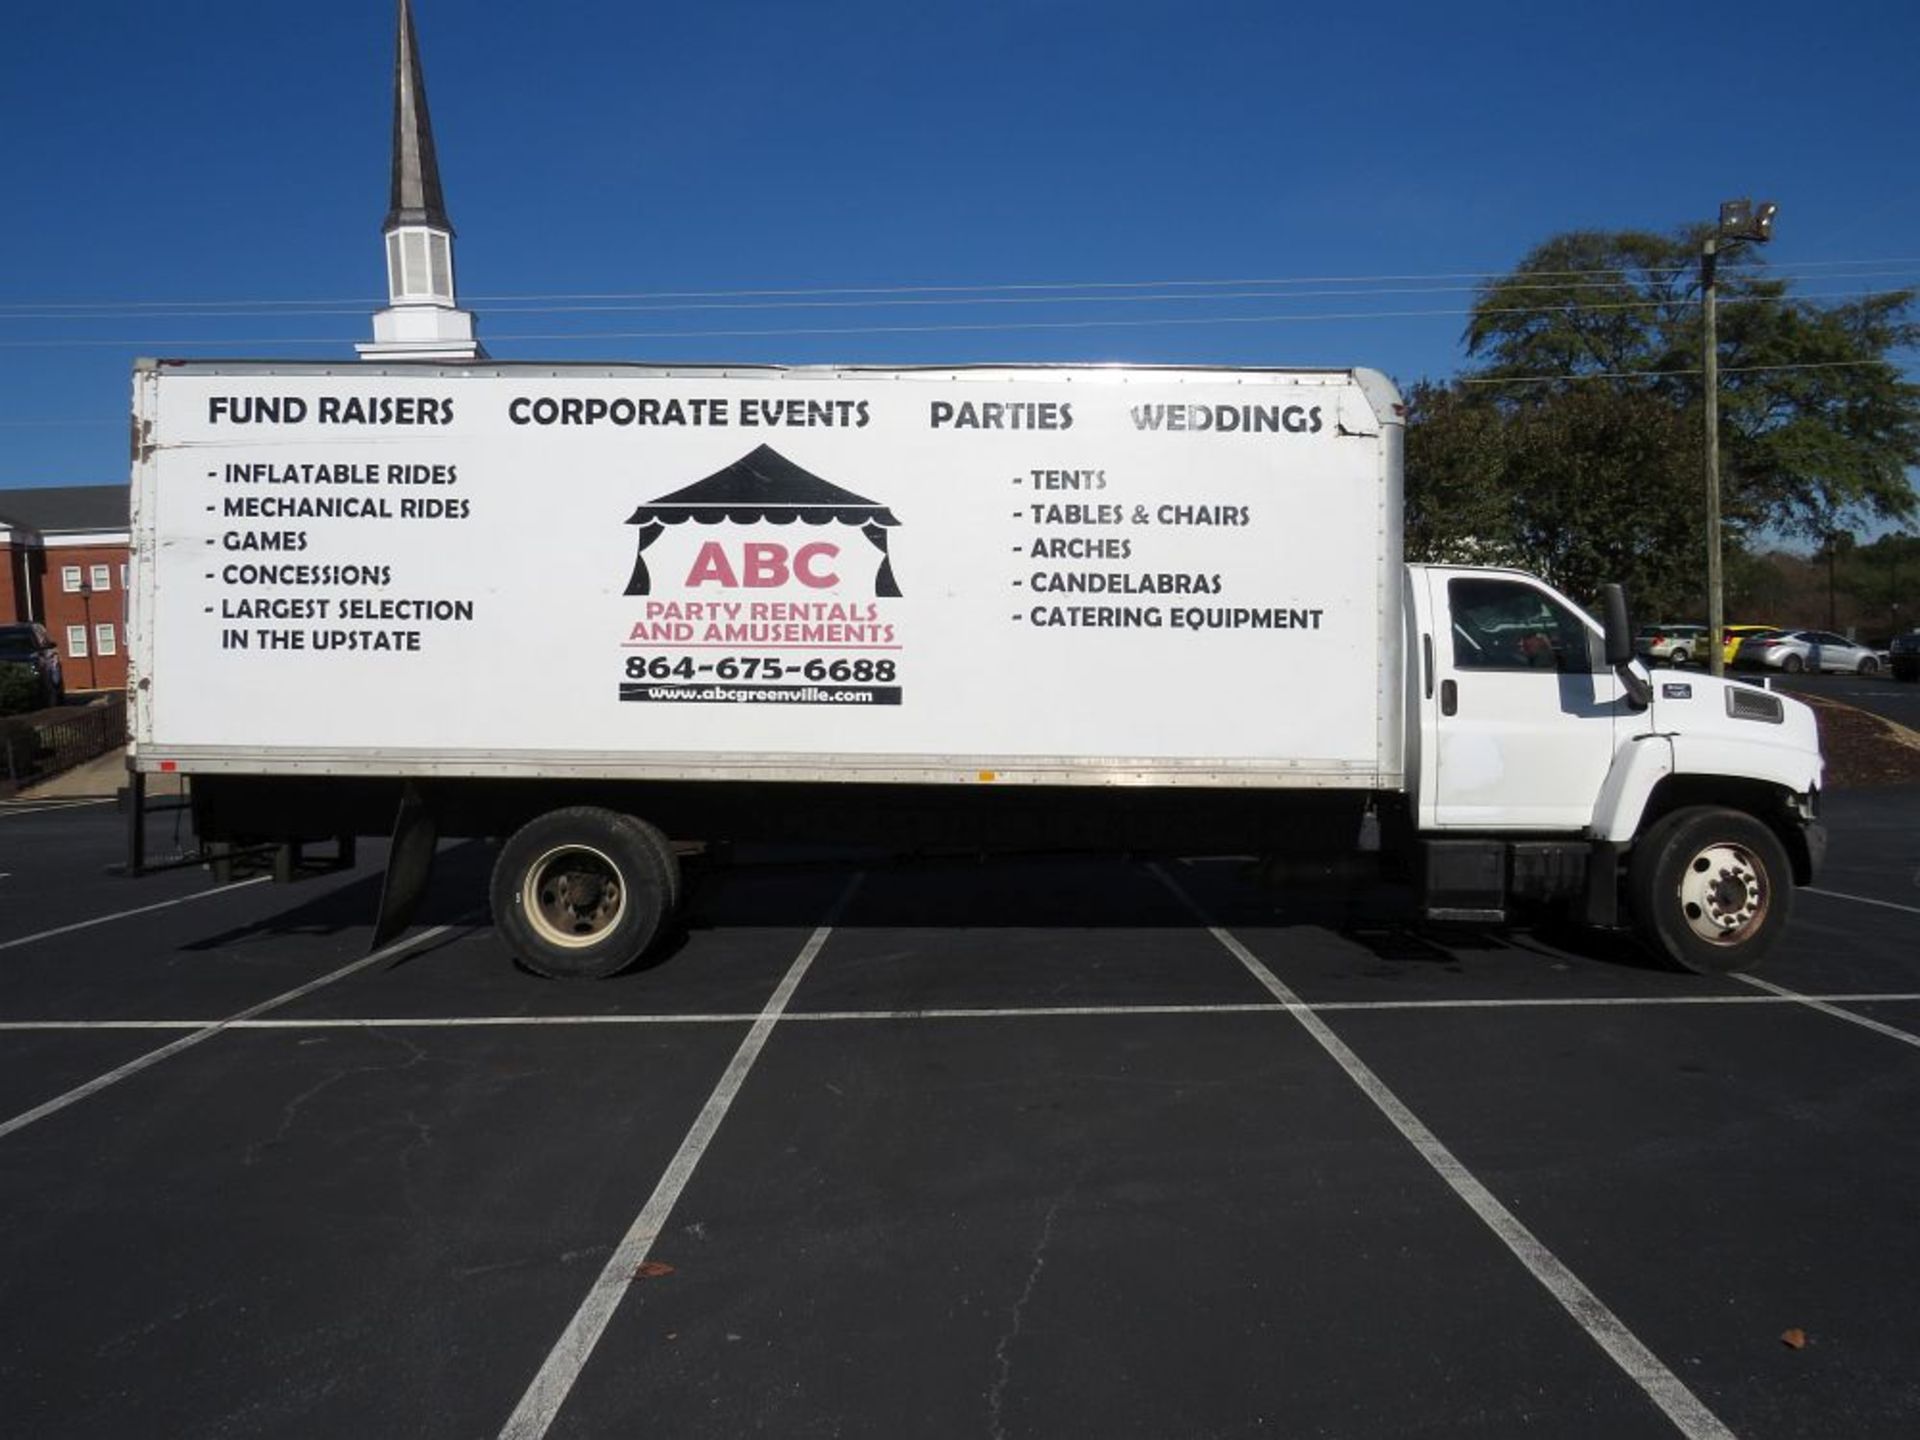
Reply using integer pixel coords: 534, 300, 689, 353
1677, 842, 1769, 944
522, 844, 626, 948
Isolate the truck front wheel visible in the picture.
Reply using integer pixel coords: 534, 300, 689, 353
491, 807, 677, 978
1628, 807, 1793, 974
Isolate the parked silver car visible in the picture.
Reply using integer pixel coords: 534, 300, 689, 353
1732, 628, 1881, 675
1634, 623, 1707, 666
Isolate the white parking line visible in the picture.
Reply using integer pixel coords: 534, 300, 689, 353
1733, 974, 1920, 1050
0, 798, 117, 818
8, 990, 1920, 1033
1151, 865, 1737, 1440
498, 873, 864, 1440
0, 924, 455, 1142
1803, 886, 1920, 917
0, 877, 270, 953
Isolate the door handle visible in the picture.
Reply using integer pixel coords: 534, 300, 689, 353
1441, 678, 1457, 716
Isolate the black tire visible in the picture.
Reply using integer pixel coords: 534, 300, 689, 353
1782, 654, 1804, 674
1857, 656, 1879, 676
1669, 647, 1689, 668
490, 807, 675, 978
1629, 807, 1793, 975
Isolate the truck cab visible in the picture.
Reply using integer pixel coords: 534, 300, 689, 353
1406, 564, 1824, 973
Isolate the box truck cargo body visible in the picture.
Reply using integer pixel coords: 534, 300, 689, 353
127, 360, 1825, 976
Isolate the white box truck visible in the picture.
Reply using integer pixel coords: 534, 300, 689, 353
127, 359, 1825, 976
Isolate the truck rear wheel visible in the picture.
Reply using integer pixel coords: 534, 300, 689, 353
1628, 807, 1792, 975
491, 807, 677, 978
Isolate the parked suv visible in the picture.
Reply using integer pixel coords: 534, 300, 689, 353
1891, 630, 1919, 682
1733, 628, 1881, 675
1634, 623, 1707, 666
0, 622, 65, 709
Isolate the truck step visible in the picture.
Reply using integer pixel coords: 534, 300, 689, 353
1423, 906, 1507, 923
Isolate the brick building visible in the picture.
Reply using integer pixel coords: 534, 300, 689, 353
0, 484, 132, 692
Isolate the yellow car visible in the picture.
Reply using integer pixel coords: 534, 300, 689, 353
1721, 624, 1778, 666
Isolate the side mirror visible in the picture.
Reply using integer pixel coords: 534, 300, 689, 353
1602, 584, 1634, 666
1601, 583, 1651, 710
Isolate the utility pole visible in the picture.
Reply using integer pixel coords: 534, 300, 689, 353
1828, 537, 1838, 630
1702, 198, 1777, 677
1703, 234, 1723, 675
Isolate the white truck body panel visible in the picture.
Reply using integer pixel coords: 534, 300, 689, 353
130, 362, 1405, 788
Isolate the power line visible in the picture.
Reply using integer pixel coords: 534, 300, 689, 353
1460, 359, 1905, 386
4, 269, 1915, 324
0, 256, 1914, 317
3, 287, 1914, 352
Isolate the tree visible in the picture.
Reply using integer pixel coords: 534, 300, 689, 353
1402, 381, 1520, 569
1463, 230, 1700, 391
1405, 225, 1920, 620
1460, 228, 1920, 542
1836, 530, 1920, 638
1406, 378, 1702, 615
1724, 536, 1920, 638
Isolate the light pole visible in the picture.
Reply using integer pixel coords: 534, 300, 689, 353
79, 581, 99, 690
1824, 529, 1854, 632
1702, 197, 1777, 677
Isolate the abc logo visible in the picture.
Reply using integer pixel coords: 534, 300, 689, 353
685, 541, 840, 590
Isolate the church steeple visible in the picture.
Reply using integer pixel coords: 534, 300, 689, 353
384, 0, 450, 234
359, 0, 483, 361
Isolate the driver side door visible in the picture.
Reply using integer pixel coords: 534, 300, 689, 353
1424, 572, 1624, 831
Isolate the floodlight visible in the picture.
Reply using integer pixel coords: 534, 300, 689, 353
1717, 198, 1778, 243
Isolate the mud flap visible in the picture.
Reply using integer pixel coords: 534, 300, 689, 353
1581, 840, 1625, 928
370, 783, 437, 954
124, 766, 147, 877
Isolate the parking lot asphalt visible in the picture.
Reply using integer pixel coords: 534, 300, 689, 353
1743, 670, 1919, 728
1, 788, 1917, 1438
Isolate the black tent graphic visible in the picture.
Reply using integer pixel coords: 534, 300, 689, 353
624, 444, 902, 597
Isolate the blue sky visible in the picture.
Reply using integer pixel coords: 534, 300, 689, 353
3, 0, 1916, 498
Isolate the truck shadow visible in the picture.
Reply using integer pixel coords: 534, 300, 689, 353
166, 843, 1680, 982
672, 849, 1683, 979
177, 840, 494, 955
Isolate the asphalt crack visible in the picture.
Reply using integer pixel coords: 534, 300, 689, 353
986, 1189, 1070, 1440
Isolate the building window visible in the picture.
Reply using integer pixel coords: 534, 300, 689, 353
67, 625, 88, 658
62, 565, 82, 593
95, 624, 118, 657
91, 563, 111, 592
